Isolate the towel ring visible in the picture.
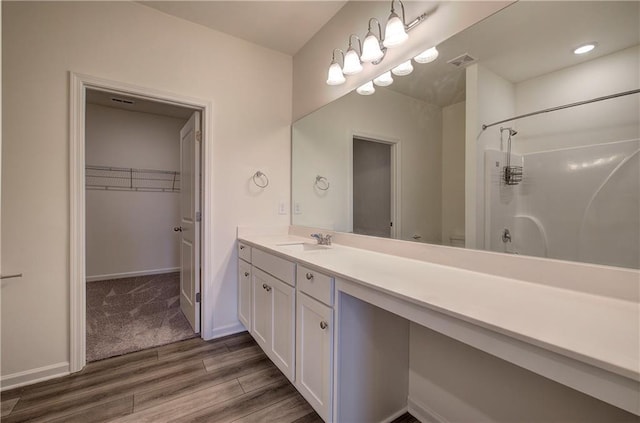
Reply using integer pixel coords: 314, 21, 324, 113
315, 175, 330, 191
252, 171, 269, 188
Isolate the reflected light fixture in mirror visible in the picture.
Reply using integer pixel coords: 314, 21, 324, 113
361, 18, 385, 63
356, 81, 375, 95
391, 60, 413, 76
383, 0, 408, 47
326, 48, 346, 85
343, 34, 364, 75
414, 46, 439, 63
373, 71, 394, 86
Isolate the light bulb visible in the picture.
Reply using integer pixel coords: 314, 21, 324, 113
414, 46, 439, 64
356, 81, 375, 95
383, 13, 408, 48
391, 60, 413, 76
343, 48, 363, 75
361, 33, 384, 63
326, 61, 345, 85
373, 71, 393, 87
574, 43, 596, 55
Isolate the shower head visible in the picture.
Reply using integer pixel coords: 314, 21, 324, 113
500, 127, 517, 136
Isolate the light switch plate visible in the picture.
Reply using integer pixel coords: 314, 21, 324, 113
278, 201, 287, 215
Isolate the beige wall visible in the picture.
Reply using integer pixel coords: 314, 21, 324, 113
85, 104, 186, 280
441, 101, 466, 246
292, 1, 513, 121
1, 1, 291, 379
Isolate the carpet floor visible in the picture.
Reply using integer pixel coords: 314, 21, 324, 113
86, 272, 197, 362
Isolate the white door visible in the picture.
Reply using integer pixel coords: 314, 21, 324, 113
238, 260, 252, 331
178, 111, 201, 332
296, 292, 333, 421
252, 267, 272, 350
270, 276, 296, 382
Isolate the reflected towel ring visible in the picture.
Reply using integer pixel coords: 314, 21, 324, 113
252, 171, 269, 188
315, 175, 330, 191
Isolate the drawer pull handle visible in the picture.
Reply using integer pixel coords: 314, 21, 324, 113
320, 321, 328, 330
306, 272, 314, 280
244, 272, 250, 277
240, 245, 245, 250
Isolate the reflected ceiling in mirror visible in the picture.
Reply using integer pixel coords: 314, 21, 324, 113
292, 1, 640, 269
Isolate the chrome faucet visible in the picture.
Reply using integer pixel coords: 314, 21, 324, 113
311, 233, 332, 246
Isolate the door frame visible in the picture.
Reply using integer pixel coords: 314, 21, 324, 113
69, 72, 213, 372
347, 131, 401, 239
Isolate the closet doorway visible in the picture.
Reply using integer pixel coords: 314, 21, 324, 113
70, 73, 212, 372
351, 136, 400, 238
84, 89, 201, 362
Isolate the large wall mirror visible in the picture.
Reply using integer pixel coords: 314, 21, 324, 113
292, 1, 639, 269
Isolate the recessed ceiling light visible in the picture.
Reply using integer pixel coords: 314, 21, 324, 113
574, 43, 596, 55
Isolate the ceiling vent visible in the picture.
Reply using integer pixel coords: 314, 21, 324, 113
110, 97, 135, 105
447, 53, 477, 68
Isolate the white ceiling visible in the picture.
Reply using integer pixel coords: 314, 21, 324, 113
139, 1, 347, 55
386, 1, 640, 107
86, 89, 197, 119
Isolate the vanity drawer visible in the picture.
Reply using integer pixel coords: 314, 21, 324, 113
297, 265, 334, 306
238, 242, 252, 262
252, 248, 296, 287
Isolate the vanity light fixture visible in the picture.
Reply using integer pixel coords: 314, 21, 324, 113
356, 81, 375, 95
391, 60, 413, 76
343, 35, 364, 75
383, 0, 428, 48
361, 18, 386, 63
574, 42, 596, 55
414, 46, 439, 63
373, 71, 393, 87
326, 49, 346, 85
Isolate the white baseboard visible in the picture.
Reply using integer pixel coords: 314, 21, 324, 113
204, 322, 246, 341
1, 362, 70, 391
380, 407, 409, 423
408, 397, 449, 423
86, 267, 180, 282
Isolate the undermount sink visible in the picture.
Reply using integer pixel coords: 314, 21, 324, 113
277, 242, 331, 252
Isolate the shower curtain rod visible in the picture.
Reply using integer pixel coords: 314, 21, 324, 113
481, 88, 640, 131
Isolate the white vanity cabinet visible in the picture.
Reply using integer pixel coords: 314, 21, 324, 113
296, 265, 335, 422
243, 246, 296, 382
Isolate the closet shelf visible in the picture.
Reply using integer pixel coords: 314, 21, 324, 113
86, 165, 180, 192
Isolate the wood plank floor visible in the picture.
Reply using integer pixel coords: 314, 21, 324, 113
1, 332, 419, 423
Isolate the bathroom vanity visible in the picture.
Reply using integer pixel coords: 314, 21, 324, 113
237, 230, 639, 422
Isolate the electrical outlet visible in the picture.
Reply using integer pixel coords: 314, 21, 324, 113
278, 201, 287, 215
294, 202, 302, 214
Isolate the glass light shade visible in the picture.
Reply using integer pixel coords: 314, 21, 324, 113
373, 71, 393, 87
326, 61, 345, 85
356, 81, 375, 95
391, 60, 413, 76
361, 33, 384, 62
343, 48, 363, 75
414, 46, 439, 64
383, 14, 408, 48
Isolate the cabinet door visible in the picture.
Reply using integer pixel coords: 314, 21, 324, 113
270, 277, 296, 382
238, 260, 252, 331
296, 292, 333, 422
251, 267, 272, 352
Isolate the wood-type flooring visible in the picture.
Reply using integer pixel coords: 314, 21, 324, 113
1, 332, 419, 422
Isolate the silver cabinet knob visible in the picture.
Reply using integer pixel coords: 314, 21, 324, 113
244, 272, 249, 277
262, 283, 267, 289
306, 272, 313, 280
320, 321, 328, 330
173, 226, 183, 232
266, 286, 272, 292
240, 245, 245, 250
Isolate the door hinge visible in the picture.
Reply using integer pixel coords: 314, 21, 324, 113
196, 211, 201, 222
196, 131, 202, 142
196, 292, 201, 303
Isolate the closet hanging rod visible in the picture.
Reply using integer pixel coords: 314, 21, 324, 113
481, 88, 640, 131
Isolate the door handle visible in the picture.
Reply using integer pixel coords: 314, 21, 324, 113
174, 226, 183, 232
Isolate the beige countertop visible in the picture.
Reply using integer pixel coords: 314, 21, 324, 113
238, 234, 640, 382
